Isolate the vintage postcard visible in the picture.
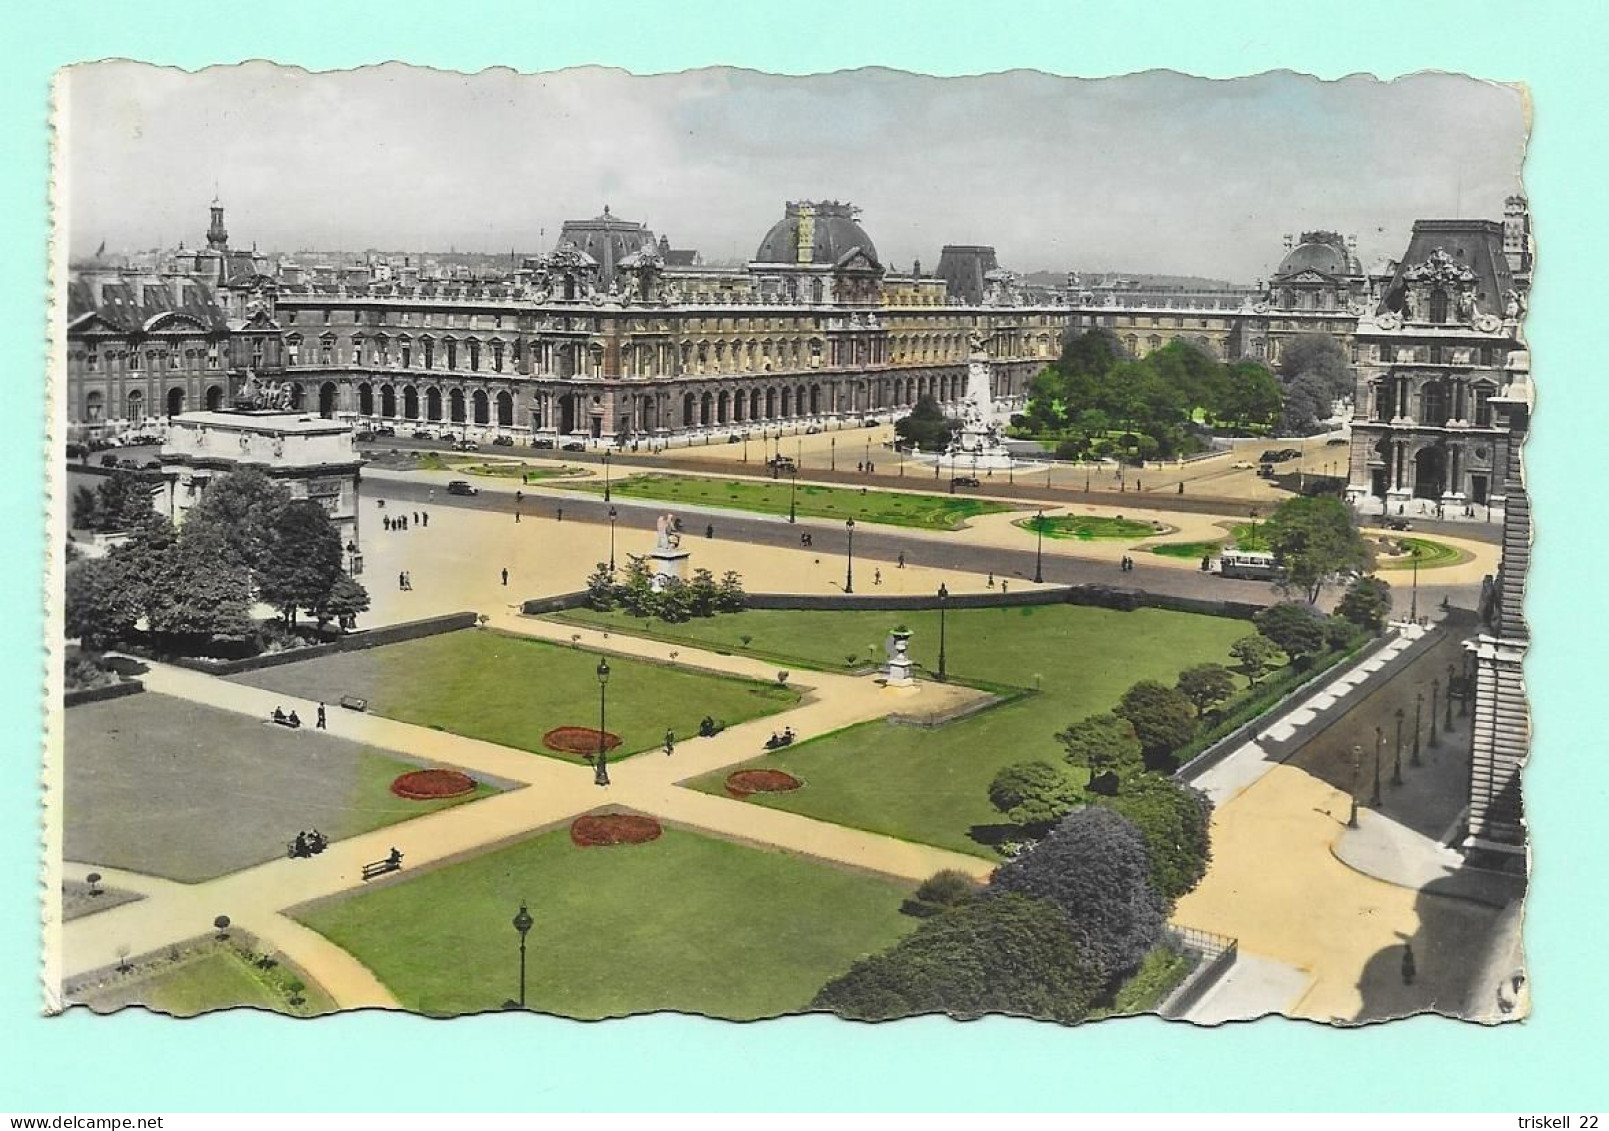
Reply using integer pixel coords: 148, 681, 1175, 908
46, 63, 1531, 1025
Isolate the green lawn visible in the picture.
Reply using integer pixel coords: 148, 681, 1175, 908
459, 461, 584, 481
233, 629, 799, 763
66, 692, 499, 883
295, 825, 918, 1019
649, 605, 1251, 856
94, 945, 338, 1018
1149, 540, 1224, 559
1229, 523, 1270, 551
559, 473, 1014, 530
1373, 535, 1466, 570
1020, 514, 1166, 541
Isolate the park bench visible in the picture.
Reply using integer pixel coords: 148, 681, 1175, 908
361, 854, 402, 881
339, 695, 368, 712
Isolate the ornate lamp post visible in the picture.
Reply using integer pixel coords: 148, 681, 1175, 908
1429, 678, 1441, 748
1348, 744, 1361, 828
1371, 725, 1384, 806
936, 582, 949, 682
1409, 545, 1421, 622
742, 433, 749, 464
844, 518, 856, 594
1392, 707, 1405, 786
602, 449, 612, 503
1034, 509, 1045, 584
830, 435, 836, 471
594, 658, 611, 787
1445, 662, 1456, 730
607, 505, 618, 572
788, 465, 798, 524
510, 901, 534, 1009
1411, 691, 1424, 767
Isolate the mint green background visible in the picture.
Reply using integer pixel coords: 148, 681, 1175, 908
5, 0, 1605, 1112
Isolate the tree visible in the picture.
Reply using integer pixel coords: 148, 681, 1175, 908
71, 485, 101, 531
988, 761, 1083, 834
1253, 602, 1329, 667
716, 570, 747, 613
146, 530, 256, 646
687, 568, 719, 618
1094, 776, 1214, 905
1277, 333, 1353, 403
108, 514, 182, 625
1229, 633, 1283, 683
811, 893, 1105, 1023
584, 562, 617, 611
256, 501, 344, 626
1261, 495, 1368, 603
989, 807, 1166, 983
905, 869, 983, 918
618, 557, 656, 617
1278, 371, 1333, 435
64, 556, 139, 649
185, 466, 293, 572
317, 572, 371, 631
1113, 680, 1197, 762
656, 576, 694, 623
1218, 361, 1284, 429
1336, 575, 1393, 633
895, 394, 960, 450
1056, 713, 1142, 787
1176, 663, 1237, 718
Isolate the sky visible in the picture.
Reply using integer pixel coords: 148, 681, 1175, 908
58, 63, 1529, 283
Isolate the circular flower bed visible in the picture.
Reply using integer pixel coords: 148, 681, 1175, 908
391, 768, 477, 800
570, 814, 663, 847
543, 726, 623, 756
725, 769, 803, 798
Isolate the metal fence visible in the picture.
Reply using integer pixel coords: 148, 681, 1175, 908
1158, 925, 1240, 1020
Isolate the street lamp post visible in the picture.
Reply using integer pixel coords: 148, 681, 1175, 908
830, 436, 835, 471
936, 582, 949, 681
594, 658, 611, 787
1412, 691, 1424, 767
1348, 745, 1361, 828
1034, 508, 1045, 584
1392, 707, 1405, 786
1409, 545, 1421, 622
1371, 725, 1384, 806
1460, 654, 1472, 718
844, 518, 855, 594
607, 505, 617, 572
511, 901, 533, 1009
742, 433, 749, 464
602, 449, 612, 503
1248, 507, 1260, 549
788, 466, 798, 524
1429, 678, 1441, 748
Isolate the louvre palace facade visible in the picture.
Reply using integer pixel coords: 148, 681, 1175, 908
63, 195, 1531, 514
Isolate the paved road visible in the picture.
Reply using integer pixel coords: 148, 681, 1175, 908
367, 474, 1284, 608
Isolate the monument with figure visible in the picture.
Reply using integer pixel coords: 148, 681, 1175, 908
650, 513, 690, 592
944, 330, 1016, 472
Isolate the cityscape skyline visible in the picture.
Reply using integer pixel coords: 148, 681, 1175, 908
61, 64, 1527, 281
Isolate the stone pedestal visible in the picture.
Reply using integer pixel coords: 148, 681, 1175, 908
650, 548, 690, 593
885, 630, 914, 687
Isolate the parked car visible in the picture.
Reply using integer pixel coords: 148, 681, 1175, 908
446, 480, 479, 496
767, 455, 795, 469
952, 475, 981, 488
354, 430, 376, 442
373, 426, 397, 437
806, 425, 822, 434
492, 435, 515, 447
530, 438, 556, 449
1326, 436, 1349, 446
561, 441, 586, 452
452, 440, 479, 452
1231, 460, 1255, 470
1384, 517, 1412, 531
411, 429, 433, 440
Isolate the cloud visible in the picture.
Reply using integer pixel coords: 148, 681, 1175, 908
60, 63, 1527, 280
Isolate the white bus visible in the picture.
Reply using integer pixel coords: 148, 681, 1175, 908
1217, 549, 1280, 581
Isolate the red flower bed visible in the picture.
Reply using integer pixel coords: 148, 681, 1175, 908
391, 768, 477, 800
570, 814, 663, 847
725, 769, 803, 798
543, 726, 623, 756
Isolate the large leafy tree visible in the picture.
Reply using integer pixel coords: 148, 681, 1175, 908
1094, 776, 1215, 905
990, 807, 1166, 983
1253, 602, 1330, 666
316, 572, 371, 631
1335, 575, 1393, 633
1176, 663, 1238, 718
1278, 371, 1334, 435
256, 500, 344, 626
145, 527, 255, 645
1056, 712, 1143, 786
1278, 333, 1354, 402
1261, 494, 1368, 603
811, 893, 1105, 1023
1219, 361, 1284, 429
64, 556, 140, 650
1229, 633, 1283, 683
1113, 680, 1198, 762
185, 466, 293, 573
895, 394, 960, 451
988, 761, 1082, 834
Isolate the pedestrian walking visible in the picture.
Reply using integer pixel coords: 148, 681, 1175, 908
664, 729, 675, 757
515, 510, 521, 523
897, 552, 905, 568
422, 511, 429, 527
874, 569, 882, 586
404, 571, 413, 590
399, 571, 407, 590
557, 507, 564, 522
987, 572, 995, 588
522, 472, 529, 485
316, 703, 327, 730
413, 512, 420, 525
501, 567, 509, 586
1001, 580, 1008, 594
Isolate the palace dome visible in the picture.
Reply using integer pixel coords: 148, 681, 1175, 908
1274, 231, 1359, 278
754, 201, 880, 267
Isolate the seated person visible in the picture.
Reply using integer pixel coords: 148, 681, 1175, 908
272, 706, 287, 723
287, 710, 302, 728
